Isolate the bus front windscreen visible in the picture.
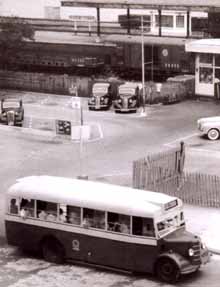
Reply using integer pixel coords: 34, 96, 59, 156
157, 215, 180, 237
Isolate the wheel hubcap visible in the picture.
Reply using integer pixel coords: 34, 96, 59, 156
209, 130, 219, 140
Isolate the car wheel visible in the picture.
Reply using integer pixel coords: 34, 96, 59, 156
156, 258, 180, 283
207, 129, 220, 141
42, 238, 65, 264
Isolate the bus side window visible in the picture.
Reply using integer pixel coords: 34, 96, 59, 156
67, 205, 81, 225
37, 200, 57, 221
83, 208, 105, 229
9, 198, 18, 214
107, 212, 130, 234
132, 216, 155, 237
20, 198, 35, 218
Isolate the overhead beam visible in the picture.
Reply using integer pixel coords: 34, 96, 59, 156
61, 0, 220, 12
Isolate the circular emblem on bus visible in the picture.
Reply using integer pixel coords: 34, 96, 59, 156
72, 239, 80, 251
162, 49, 168, 57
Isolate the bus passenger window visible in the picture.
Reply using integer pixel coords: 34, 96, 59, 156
10, 198, 18, 214
37, 200, 57, 221
107, 212, 130, 234
83, 208, 105, 229
132, 217, 155, 237
67, 206, 81, 225
20, 199, 35, 218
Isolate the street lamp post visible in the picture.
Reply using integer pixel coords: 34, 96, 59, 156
141, 16, 146, 116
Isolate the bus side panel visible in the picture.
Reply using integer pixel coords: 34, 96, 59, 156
5, 220, 159, 273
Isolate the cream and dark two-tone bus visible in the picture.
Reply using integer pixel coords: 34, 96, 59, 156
5, 176, 210, 283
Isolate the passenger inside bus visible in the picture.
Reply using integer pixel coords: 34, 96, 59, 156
132, 216, 155, 237
67, 206, 81, 225
20, 199, 34, 218
46, 212, 57, 221
82, 214, 91, 228
10, 198, 18, 214
107, 212, 130, 234
59, 208, 66, 222
38, 209, 47, 220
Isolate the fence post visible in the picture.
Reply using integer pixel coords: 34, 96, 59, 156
178, 141, 185, 174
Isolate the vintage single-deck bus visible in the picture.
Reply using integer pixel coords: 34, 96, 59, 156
5, 176, 210, 283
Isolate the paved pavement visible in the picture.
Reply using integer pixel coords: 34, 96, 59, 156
1, 90, 220, 256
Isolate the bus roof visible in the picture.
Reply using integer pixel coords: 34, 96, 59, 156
7, 176, 182, 218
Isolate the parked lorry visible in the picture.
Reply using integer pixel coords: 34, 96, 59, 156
88, 81, 118, 110
113, 82, 142, 112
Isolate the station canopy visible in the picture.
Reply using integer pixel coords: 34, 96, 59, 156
185, 39, 220, 54
61, 0, 220, 11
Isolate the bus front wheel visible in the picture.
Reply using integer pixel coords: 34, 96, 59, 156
156, 258, 180, 283
42, 238, 65, 264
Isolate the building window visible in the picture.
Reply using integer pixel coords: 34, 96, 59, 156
199, 67, 213, 84
176, 15, 184, 28
199, 53, 213, 64
155, 15, 174, 28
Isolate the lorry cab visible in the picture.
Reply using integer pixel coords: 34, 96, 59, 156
114, 82, 142, 112
88, 82, 113, 110
0, 98, 24, 126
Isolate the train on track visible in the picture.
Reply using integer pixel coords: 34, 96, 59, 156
1, 11, 219, 81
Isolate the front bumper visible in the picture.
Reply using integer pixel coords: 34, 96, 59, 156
180, 248, 211, 275
88, 103, 109, 110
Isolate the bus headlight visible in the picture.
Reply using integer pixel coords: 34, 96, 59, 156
188, 248, 194, 256
201, 242, 206, 249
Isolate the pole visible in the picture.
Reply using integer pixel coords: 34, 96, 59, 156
78, 99, 88, 180
151, 44, 154, 81
141, 16, 146, 114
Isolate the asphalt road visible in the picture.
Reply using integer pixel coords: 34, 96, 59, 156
0, 92, 220, 286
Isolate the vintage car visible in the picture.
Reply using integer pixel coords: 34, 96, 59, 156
0, 98, 24, 126
197, 116, 220, 140
88, 82, 114, 110
113, 82, 142, 112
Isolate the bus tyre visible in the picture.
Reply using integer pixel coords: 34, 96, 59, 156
42, 238, 65, 264
156, 258, 180, 283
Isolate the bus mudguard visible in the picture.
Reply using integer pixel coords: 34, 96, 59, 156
156, 252, 199, 275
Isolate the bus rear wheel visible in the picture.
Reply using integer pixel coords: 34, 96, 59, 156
42, 238, 65, 264
156, 258, 180, 283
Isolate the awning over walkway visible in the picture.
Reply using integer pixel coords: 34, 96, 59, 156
185, 39, 220, 54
